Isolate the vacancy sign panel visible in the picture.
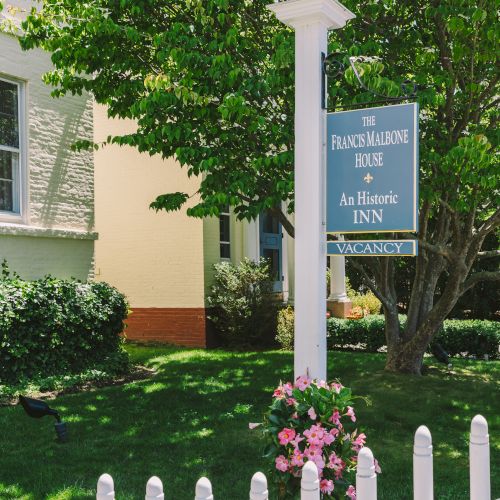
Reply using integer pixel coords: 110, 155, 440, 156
327, 240, 418, 257
327, 103, 419, 234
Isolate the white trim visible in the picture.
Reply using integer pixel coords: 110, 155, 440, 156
267, 0, 355, 29
0, 223, 98, 240
0, 75, 27, 223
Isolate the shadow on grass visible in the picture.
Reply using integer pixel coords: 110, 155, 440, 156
0, 347, 497, 500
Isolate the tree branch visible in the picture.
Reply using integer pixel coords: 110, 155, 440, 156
269, 207, 295, 238
477, 249, 500, 259
474, 207, 500, 241
348, 258, 392, 311
461, 271, 500, 294
401, 234, 454, 261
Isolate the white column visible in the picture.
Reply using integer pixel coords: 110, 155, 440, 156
245, 217, 260, 262
329, 255, 349, 301
268, 0, 354, 381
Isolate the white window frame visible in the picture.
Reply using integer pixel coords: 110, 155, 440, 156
219, 205, 231, 261
0, 75, 27, 223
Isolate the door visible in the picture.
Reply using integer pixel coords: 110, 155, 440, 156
260, 211, 283, 293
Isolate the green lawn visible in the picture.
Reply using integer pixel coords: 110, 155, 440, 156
0, 346, 498, 499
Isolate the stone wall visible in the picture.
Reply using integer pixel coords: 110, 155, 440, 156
0, 32, 95, 281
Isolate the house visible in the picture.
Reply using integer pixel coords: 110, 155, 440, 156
0, 5, 96, 282
1, 2, 348, 349
93, 103, 294, 347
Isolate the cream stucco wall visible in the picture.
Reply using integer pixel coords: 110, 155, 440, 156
0, 31, 95, 281
93, 104, 206, 308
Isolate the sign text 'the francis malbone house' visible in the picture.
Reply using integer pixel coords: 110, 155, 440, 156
327, 103, 419, 234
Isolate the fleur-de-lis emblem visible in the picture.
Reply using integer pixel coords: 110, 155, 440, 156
364, 173, 374, 184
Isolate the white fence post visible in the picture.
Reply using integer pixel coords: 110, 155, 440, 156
146, 476, 164, 500
195, 477, 214, 500
96, 473, 115, 500
250, 472, 268, 500
470, 415, 490, 500
414, 425, 433, 500
300, 460, 320, 500
356, 447, 377, 500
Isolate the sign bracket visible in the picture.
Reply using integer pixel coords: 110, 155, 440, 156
322, 52, 422, 111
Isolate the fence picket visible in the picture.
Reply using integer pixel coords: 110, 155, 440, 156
89, 415, 491, 500
195, 477, 214, 500
96, 473, 115, 500
250, 472, 268, 500
413, 425, 433, 500
470, 414, 490, 500
146, 476, 164, 500
300, 460, 320, 500
356, 447, 377, 500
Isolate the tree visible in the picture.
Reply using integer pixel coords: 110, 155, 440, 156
331, 1, 499, 373
15, 0, 499, 374
14, 0, 296, 235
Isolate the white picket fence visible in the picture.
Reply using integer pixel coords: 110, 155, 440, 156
95, 415, 491, 500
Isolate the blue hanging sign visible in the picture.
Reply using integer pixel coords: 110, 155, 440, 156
327, 240, 418, 257
327, 103, 418, 234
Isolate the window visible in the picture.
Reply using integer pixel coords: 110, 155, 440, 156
219, 204, 230, 259
0, 77, 23, 217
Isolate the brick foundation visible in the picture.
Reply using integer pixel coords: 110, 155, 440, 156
125, 308, 207, 347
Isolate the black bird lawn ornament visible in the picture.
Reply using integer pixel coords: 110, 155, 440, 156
19, 395, 68, 442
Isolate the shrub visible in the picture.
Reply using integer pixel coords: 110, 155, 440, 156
206, 258, 279, 347
255, 377, 379, 499
436, 320, 499, 358
327, 315, 499, 358
276, 306, 294, 350
350, 291, 382, 315
0, 273, 129, 384
277, 306, 499, 358
327, 315, 388, 353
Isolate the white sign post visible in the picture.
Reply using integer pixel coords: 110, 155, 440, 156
267, 0, 354, 381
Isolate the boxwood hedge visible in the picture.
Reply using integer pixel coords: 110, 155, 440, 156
327, 315, 499, 358
0, 276, 129, 384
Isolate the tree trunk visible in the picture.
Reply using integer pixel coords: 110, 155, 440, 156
385, 344, 427, 375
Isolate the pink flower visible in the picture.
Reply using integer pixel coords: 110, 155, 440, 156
304, 424, 326, 447
320, 479, 334, 495
346, 485, 356, 499
331, 382, 343, 393
273, 383, 286, 399
374, 458, 382, 474
286, 397, 297, 406
290, 434, 304, 447
346, 406, 356, 422
290, 448, 305, 467
295, 375, 312, 391
323, 428, 338, 446
308, 407, 317, 420
273, 382, 294, 399
304, 444, 323, 461
291, 412, 299, 420
304, 448, 325, 473
329, 410, 341, 426
275, 455, 289, 472
248, 422, 261, 430
351, 432, 366, 452
278, 427, 296, 446
327, 452, 344, 471
317, 380, 328, 388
